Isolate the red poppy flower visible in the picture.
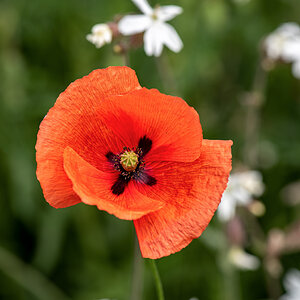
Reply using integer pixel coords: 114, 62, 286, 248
36, 66, 232, 259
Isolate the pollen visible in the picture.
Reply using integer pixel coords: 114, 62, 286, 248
120, 150, 139, 172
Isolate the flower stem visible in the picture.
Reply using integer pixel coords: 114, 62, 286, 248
155, 55, 179, 96
122, 51, 130, 67
243, 54, 267, 167
148, 259, 165, 300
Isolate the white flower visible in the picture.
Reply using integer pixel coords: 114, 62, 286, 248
228, 246, 260, 271
217, 171, 264, 222
264, 23, 300, 62
118, 0, 183, 57
264, 23, 300, 79
86, 24, 113, 48
280, 269, 300, 300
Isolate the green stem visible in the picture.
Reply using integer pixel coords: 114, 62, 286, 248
155, 55, 179, 96
122, 51, 130, 67
148, 259, 165, 300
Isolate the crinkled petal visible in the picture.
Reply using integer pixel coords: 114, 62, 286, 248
132, 0, 153, 15
36, 67, 141, 208
134, 140, 232, 259
160, 22, 183, 53
63, 147, 165, 220
157, 5, 183, 22
100, 88, 202, 163
144, 23, 164, 57
118, 15, 152, 35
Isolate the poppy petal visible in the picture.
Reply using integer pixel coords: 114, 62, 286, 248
134, 139, 232, 259
100, 88, 202, 163
63, 147, 165, 220
36, 66, 141, 208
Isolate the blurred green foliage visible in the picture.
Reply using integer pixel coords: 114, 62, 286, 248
0, 0, 300, 299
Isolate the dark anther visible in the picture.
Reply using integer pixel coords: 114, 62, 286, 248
135, 172, 157, 186
138, 135, 152, 157
106, 151, 116, 163
145, 175, 157, 186
111, 175, 130, 195
107, 136, 156, 196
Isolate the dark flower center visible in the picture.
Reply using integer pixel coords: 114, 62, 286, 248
105, 135, 157, 196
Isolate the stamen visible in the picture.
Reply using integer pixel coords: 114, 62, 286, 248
106, 136, 156, 196
138, 136, 152, 157
120, 150, 139, 172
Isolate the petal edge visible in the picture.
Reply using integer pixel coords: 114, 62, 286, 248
63, 147, 165, 220
36, 66, 141, 208
134, 139, 232, 259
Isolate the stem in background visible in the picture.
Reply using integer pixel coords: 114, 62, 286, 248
243, 55, 267, 167
155, 55, 179, 96
263, 264, 282, 300
122, 51, 130, 67
222, 263, 240, 300
0, 246, 70, 300
148, 259, 165, 300
130, 235, 144, 300
219, 227, 241, 300
243, 54, 282, 299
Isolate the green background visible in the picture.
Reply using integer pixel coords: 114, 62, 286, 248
1, 0, 300, 299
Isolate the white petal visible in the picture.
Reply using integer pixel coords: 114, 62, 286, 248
264, 34, 283, 60
144, 23, 164, 57
217, 194, 236, 222
157, 5, 183, 22
280, 295, 300, 300
292, 60, 300, 79
232, 171, 264, 198
232, 187, 252, 205
244, 171, 264, 196
282, 39, 300, 62
86, 24, 112, 48
265, 23, 300, 62
283, 269, 300, 292
278, 23, 300, 37
229, 247, 260, 270
159, 22, 183, 53
132, 0, 153, 15
118, 15, 152, 35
